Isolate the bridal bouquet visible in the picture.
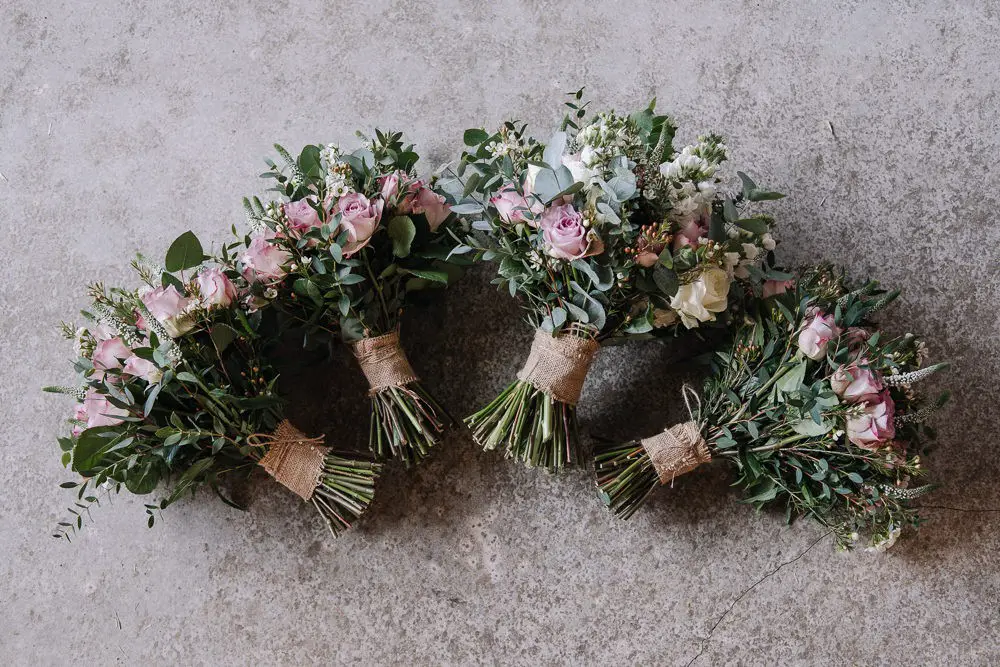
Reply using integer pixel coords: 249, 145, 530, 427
451, 92, 783, 470
47, 232, 381, 539
226, 132, 468, 465
595, 265, 947, 550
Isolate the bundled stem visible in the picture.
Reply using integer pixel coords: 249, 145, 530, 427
466, 328, 598, 471
594, 441, 663, 519
465, 379, 578, 470
249, 421, 382, 537
353, 330, 450, 466
368, 382, 448, 466
309, 454, 382, 537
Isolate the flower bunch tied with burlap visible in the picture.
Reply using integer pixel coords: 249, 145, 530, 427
46, 232, 380, 540
224, 132, 471, 466
595, 265, 948, 550
448, 90, 782, 470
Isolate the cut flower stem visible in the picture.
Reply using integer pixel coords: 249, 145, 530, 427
369, 382, 448, 466
466, 379, 579, 470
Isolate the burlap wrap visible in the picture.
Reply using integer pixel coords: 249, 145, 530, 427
256, 420, 328, 501
641, 421, 712, 484
351, 331, 419, 395
516, 329, 600, 405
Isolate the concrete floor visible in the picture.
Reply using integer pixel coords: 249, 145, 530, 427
3, 1, 998, 665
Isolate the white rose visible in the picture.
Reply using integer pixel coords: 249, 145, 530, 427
742, 243, 761, 261
562, 154, 599, 185
670, 267, 731, 329
580, 145, 599, 167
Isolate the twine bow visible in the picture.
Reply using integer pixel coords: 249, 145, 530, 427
641, 385, 712, 485
249, 420, 328, 501
516, 328, 600, 405
351, 330, 419, 396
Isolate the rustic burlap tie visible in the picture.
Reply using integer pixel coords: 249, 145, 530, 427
255, 420, 328, 501
351, 330, 419, 395
641, 421, 712, 484
516, 329, 600, 405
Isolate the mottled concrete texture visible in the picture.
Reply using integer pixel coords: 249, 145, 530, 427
2, 1, 998, 665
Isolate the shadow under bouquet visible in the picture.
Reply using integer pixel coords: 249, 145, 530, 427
449, 91, 783, 470
595, 265, 948, 550
46, 232, 381, 540
225, 133, 470, 466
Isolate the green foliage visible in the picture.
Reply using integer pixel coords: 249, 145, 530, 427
224, 132, 471, 345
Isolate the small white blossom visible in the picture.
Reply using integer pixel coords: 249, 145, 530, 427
320, 143, 341, 167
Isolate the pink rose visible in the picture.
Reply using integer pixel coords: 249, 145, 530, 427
672, 215, 709, 250
283, 198, 323, 234
405, 186, 451, 232
83, 389, 128, 428
797, 311, 841, 360
197, 267, 237, 308
122, 355, 162, 384
91, 337, 131, 374
241, 231, 292, 283
335, 192, 383, 256
491, 184, 544, 226
90, 323, 115, 341
846, 391, 896, 448
763, 279, 794, 298
379, 171, 402, 202
831, 358, 884, 404
539, 204, 604, 261
141, 285, 195, 337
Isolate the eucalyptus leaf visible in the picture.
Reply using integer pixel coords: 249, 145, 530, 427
463, 128, 489, 146
542, 131, 567, 169
164, 231, 204, 272
791, 419, 831, 436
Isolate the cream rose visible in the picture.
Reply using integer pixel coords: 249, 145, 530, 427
669, 267, 731, 329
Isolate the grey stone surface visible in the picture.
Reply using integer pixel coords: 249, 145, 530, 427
2, 1, 998, 664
